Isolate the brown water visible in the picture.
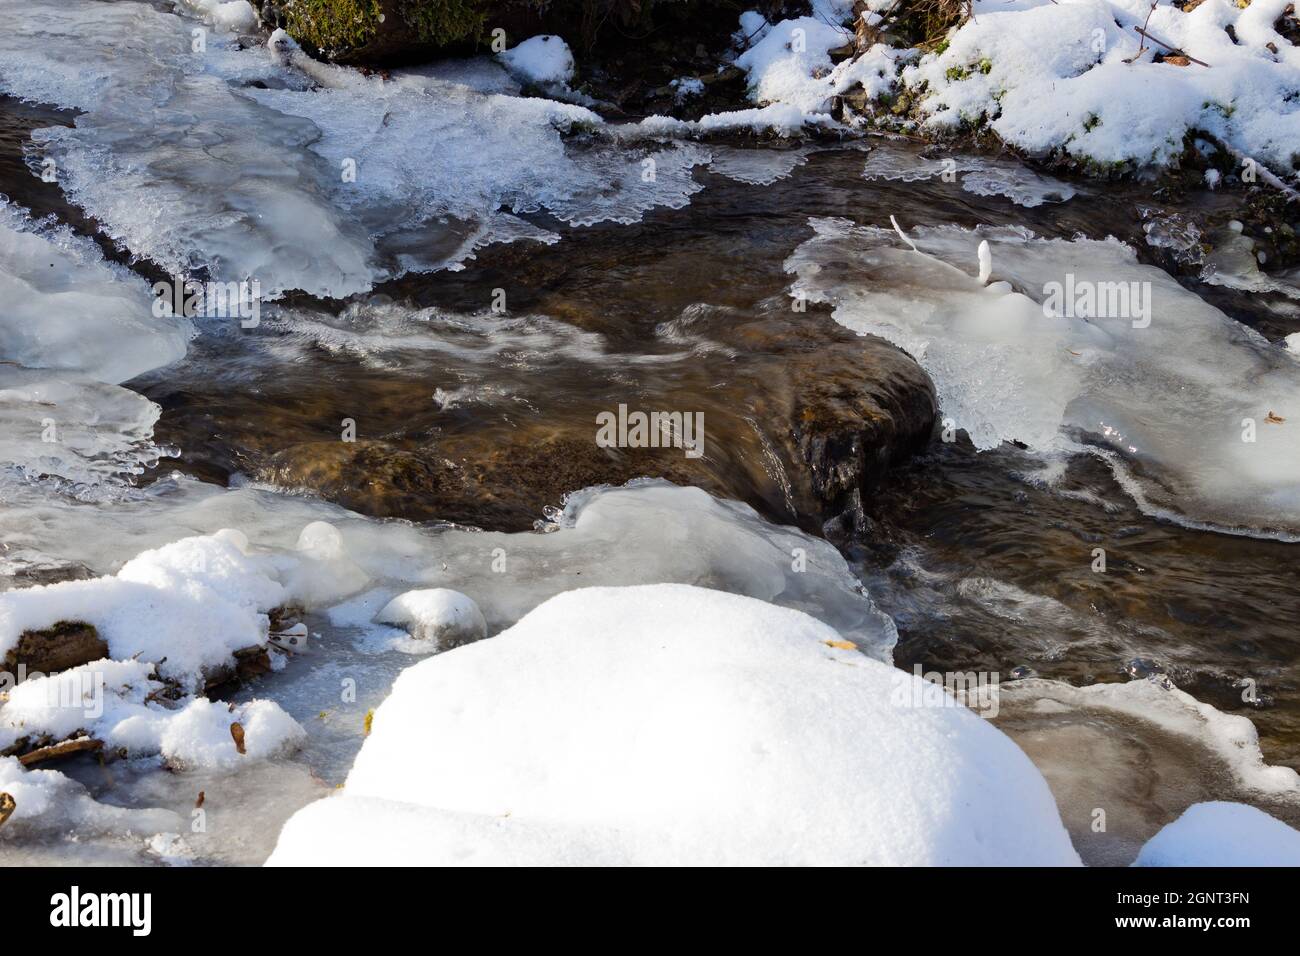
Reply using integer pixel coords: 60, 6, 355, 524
3, 96, 1298, 774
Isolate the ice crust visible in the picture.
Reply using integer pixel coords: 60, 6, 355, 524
0, 1, 708, 298
785, 218, 1300, 537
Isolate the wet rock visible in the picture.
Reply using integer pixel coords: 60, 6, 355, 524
262, 434, 720, 530
722, 313, 938, 536
2, 621, 108, 676
202, 645, 274, 691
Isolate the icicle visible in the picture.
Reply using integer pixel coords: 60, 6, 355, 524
977, 239, 992, 285
890, 215, 919, 253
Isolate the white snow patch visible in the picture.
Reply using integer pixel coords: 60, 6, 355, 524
498, 35, 575, 88
375, 589, 487, 650
268, 584, 1079, 866
1135, 801, 1300, 866
888, 0, 1300, 178
0, 532, 285, 687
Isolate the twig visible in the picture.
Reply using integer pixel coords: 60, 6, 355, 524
1134, 26, 1211, 66
18, 736, 103, 766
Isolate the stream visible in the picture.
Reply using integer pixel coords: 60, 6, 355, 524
1, 0, 1299, 867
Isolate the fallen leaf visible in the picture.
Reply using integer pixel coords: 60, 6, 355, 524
1266, 411, 1286, 424
195, 791, 205, 809
1162, 54, 1191, 66
823, 639, 856, 651
230, 722, 246, 755
364, 709, 375, 736
0, 792, 14, 831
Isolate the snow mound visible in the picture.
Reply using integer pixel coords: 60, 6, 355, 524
375, 589, 487, 650
0, 659, 304, 770
729, 12, 907, 119
268, 584, 1080, 866
785, 217, 1300, 538
896, 0, 1300, 178
0, 531, 285, 687
498, 35, 575, 88
1135, 802, 1300, 866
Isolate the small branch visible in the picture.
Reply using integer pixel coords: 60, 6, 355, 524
18, 736, 103, 767
1135, 26, 1211, 66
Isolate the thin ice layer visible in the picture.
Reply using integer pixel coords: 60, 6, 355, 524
0, 370, 169, 496
0, 477, 896, 660
785, 218, 1300, 537
0, 0, 708, 298
0, 200, 190, 384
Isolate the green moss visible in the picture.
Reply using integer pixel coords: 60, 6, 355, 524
945, 64, 970, 82
284, 0, 489, 57
285, 0, 384, 53
400, 0, 489, 45
1083, 113, 1101, 132
977, 57, 992, 75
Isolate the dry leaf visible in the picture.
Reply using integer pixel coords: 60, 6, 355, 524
1162, 54, 1191, 66
364, 709, 375, 736
1266, 411, 1286, 424
0, 792, 14, 831
230, 722, 246, 755
195, 791, 205, 809
823, 639, 856, 651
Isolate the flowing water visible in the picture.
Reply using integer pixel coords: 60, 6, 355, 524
1, 1, 1299, 866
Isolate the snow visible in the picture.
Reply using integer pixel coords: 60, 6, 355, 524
1134, 802, 1300, 866
0, 532, 286, 687
889, 0, 1300, 178
179, 0, 258, 32
729, 14, 908, 118
268, 584, 1080, 866
375, 589, 487, 650
498, 35, 575, 88
0, 660, 304, 769
0, 755, 179, 837
670, 76, 705, 102
785, 218, 1300, 538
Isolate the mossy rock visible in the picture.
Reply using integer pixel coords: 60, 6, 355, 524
3, 621, 108, 676
264, 0, 499, 64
